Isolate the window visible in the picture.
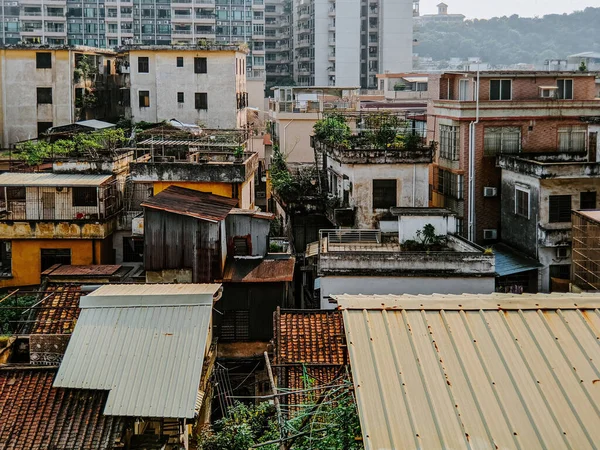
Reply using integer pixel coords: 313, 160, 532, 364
458, 79, 470, 100
549, 195, 572, 223
558, 126, 586, 152
177, 92, 184, 103
372, 179, 397, 210
122, 237, 143, 262
515, 187, 530, 219
37, 122, 53, 136
40, 249, 71, 272
490, 79, 512, 101
435, 168, 464, 200
137, 56, 149, 73
557, 79, 573, 100
176, 56, 184, 67
439, 125, 459, 160
580, 191, 596, 210
195, 92, 208, 110
139, 90, 150, 108
36, 52, 52, 69
72, 187, 97, 207
37, 87, 52, 104
550, 264, 571, 280
484, 127, 521, 156
194, 57, 207, 74
0, 241, 11, 276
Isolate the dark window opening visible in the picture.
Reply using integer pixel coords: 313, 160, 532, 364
372, 179, 397, 210
580, 191, 596, 210
176, 56, 184, 67
37, 87, 53, 104
137, 56, 149, 73
123, 237, 143, 262
36, 52, 52, 69
0, 241, 12, 276
177, 92, 184, 103
220, 310, 249, 342
194, 57, 207, 74
549, 195, 572, 223
72, 187, 98, 207
40, 249, 71, 272
37, 122, 53, 136
490, 79, 511, 101
195, 92, 208, 110
550, 264, 571, 280
139, 90, 150, 108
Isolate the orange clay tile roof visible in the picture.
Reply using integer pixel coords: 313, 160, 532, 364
274, 309, 346, 365
30, 286, 82, 335
0, 367, 124, 449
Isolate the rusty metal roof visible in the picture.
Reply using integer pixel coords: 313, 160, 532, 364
141, 185, 238, 222
0, 367, 124, 450
29, 285, 82, 335
0, 172, 113, 186
337, 293, 600, 450
222, 257, 295, 283
42, 264, 122, 277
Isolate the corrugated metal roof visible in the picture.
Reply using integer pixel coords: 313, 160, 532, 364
54, 284, 220, 419
578, 210, 600, 223
0, 172, 113, 187
141, 185, 238, 223
493, 246, 542, 277
75, 119, 115, 129
229, 208, 274, 220
222, 257, 295, 283
42, 264, 122, 276
337, 293, 600, 450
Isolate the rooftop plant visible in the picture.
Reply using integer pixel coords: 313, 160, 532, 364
402, 224, 448, 252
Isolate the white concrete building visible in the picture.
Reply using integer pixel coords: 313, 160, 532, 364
293, 0, 413, 89
120, 45, 248, 129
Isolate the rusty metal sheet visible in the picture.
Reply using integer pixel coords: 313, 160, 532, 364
42, 264, 122, 276
0, 172, 112, 186
339, 293, 600, 450
222, 257, 295, 283
141, 185, 238, 222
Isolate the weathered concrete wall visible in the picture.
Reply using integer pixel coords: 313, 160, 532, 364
327, 157, 430, 228
131, 162, 249, 183
320, 275, 495, 309
397, 214, 457, 242
0, 220, 115, 240
275, 118, 316, 163
127, 49, 246, 129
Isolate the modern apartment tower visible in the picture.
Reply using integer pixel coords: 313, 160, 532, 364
293, 0, 413, 88
264, 0, 292, 84
0, 0, 266, 80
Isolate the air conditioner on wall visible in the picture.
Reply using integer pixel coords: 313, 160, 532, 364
556, 247, 570, 259
483, 229, 498, 240
483, 187, 497, 197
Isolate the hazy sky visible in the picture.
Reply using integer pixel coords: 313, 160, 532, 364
419, 0, 595, 19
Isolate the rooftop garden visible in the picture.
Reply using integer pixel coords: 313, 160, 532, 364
313, 113, 433, 151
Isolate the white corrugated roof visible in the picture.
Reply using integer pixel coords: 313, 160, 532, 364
337, 293, 600, 450
75, 119, 115, 129
54, 283, 221, 419
0, 172, 113, 187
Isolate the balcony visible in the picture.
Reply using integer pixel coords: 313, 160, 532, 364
498, 153, 600, 179
316, 229, 494, 277
538, 225, 571, 248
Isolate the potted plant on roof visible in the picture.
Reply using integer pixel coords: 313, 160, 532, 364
233, 145, 244, 162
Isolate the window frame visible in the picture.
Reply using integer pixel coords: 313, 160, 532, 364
194, 57, 207, 74
138, 90, 150, 108
580, 191, 597, 210
372, 179, 397, 210
490, 79, 512, 101
549, 194, 572, 223
137, 56, 149, 73
36, 52, 52, 69
557, 79, 573, 100
36, 87, 53, 104
514, 186, 530, 219
72, 186, 98, 207
483, 126, 522, 156
439, 124, 460, 161
177, 92, 184, 103
558, 126, 587, 152
195, 92, 208, 110
176, 56, 184, 67
40, 248, 71, 272
458, 79, 470, 101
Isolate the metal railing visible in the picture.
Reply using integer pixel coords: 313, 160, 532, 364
319, 229, 389, 253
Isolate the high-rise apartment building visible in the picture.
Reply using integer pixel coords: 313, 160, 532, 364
0, 0, 266, 80
292, 0, 413, 88
264, 0, 292, 84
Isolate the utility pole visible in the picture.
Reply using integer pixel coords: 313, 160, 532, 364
264, 351, 286, 450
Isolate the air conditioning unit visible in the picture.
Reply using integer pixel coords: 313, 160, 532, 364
483, 229, 498, 240
483, 187, 497, 197
556, 247, 570, 259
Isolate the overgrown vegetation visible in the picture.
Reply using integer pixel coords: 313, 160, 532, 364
415, 7, 600, 67
0, 294, 37, 335
403, 224, 448, 252
313, 113, 426, 150
270, 145, 321, 204
15, 128, 127, 166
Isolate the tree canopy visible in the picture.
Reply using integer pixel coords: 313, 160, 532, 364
415, 7, 600, 66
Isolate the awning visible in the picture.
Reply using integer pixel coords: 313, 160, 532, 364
403, 76, 428, 83
494, 245, 542, 277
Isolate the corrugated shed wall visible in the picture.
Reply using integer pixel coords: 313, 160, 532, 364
225, 215, 270, 256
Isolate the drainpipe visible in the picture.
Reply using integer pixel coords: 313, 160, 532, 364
412, 164, 416, 206
467, 65, 480, 242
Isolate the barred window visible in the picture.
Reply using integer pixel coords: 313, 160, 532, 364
549, 195, 572, 223
515, 186, 530, 219
484, 126, 521, 156
72, 187, 97, 207
373, 179, 397, 210
558, 126, 586, 152
439, 125, 459, 160
435, 167, 464, 200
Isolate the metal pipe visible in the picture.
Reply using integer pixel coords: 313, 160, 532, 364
467, 65, 480, 242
